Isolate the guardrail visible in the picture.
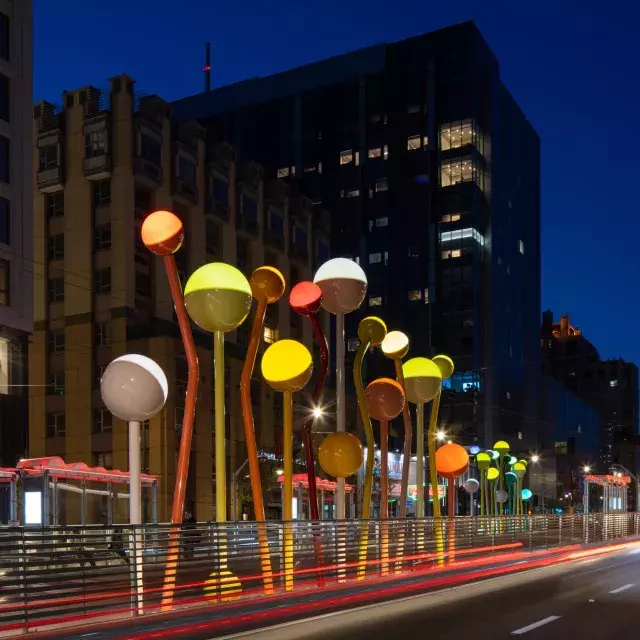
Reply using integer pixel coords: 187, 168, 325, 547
0, 513, 638, 634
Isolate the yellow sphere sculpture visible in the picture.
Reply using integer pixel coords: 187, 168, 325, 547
487, 467, 500, 482
318, 432, 364, 479
432, 354, 455, 380
261, 340, 313, 393
185, 263, 252, 333
493, 440, 510, 457
402, 357, 442, 404
357, 316, 387, 346
381, 331, 409, 359
513, 462, 527, 478
476, 452, 492, 470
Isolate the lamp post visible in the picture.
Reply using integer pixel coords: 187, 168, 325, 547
314, 258, 367, 520
101, 354, 168, 614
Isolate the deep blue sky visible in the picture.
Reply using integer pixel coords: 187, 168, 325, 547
35, 0, 640, 366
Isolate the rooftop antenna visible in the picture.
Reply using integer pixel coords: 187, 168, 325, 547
204, 42, 212, 92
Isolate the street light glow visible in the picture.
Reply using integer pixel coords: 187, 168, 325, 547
531, 454, 540, 463
276, 468, 284, 475
584, 465, 591, 473
312, 406, 324, 419
436, 431, 446, 441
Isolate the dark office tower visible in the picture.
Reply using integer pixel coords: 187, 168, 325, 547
173, 21, 541, 449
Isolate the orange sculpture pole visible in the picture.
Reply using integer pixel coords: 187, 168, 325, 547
239, 267, 284, 595
141, 211, 199, 611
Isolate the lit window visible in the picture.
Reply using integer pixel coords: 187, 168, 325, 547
383, 251, 389, 266
506, 391, 511, 400
348, 338, 360, 352
264, 326, 278, 344
439, 119, 476, 151
277, 167, 290, 178
408, 290, 421, 301
440, 157, 481, 188
517, 431, 523, 441
519, 240, 525, 255
424, 288, 430, 304
369, 296, 382, 307
376, 217, 388, 228
355, 151, 360, 166
442, 249, 461, 259
441, 213, 462, 223
318, 162, 323, 173
407, 135, 422, 151
375, 178, 388, 192
383, 145, 389, 160
368, 147, 381, 159
304, 165, 317, 173
340, 150, 353, 165
440, 228, 485, 246
291, 166, 296, 176
369, 253, 382, 264
346, 189, 360, 198
610, 379, 618, 388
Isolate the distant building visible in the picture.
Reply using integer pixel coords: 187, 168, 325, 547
541, 310, 639, 505
173, 20, 541, 450
0, 0, 33, 469
29, 75, 326, 523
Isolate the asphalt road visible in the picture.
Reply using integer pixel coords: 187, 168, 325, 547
228, 546, 640, 640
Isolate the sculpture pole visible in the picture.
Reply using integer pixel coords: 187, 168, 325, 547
141, 210, 199, 611
239, 267, 284, 595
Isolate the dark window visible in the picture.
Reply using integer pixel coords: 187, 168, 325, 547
0, 13, 8, 61
38, 144, 57, 172
205, 219, 220, 255
0, 136, 8, 183
134, 184, 152, 213
0, 74, 9, 122
46, 413, 66, 438
135, 272, 151, 297
93, 408, 113, 434
95, 321, 110, 347
85, 129, 106, 158
268, 209, 284, 237
317, 240, 329, 264
49, 331, 65, 354
236, 236, 250, 271
242, 195, 258, 220
94, 267, 111, 295
212, 177, 228, 205
48, 234, 64, 260
178, 155, 197, 190
0, 258, 8, 305
51, 371, 65, 395
0, 196, 9, 245
93, 224, 111, 251
48, 278, 64, 303
46, 192, 64, 219
93, 180, 111, 207
293, 226, 307, 249
140, 133, 161, 166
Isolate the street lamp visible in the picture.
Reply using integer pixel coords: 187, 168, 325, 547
436, 430, 447, 442
583, 465, 591, 473
312, 406, 324, 419
531, 454, 540, 464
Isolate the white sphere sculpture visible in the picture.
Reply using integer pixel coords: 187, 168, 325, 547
101, 354, 168, 422
313, 257, 367, 315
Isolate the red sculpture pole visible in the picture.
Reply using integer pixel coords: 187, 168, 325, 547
141, 211, 199, 611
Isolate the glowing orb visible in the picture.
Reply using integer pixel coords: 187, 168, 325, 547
496, 489, 508, 504
435, 443, 470, 479
313, 258, 367, 314
318, 432, 364, 478
508, 455, 518, 466
365, 378, 405, 422
250, 266, 285, 304
493, 441, 510, 456
469, 445, 481, 456
381, 331, 409, 360
476, 452, 492, 470
185, 263, 252, 333
513, 462, 527, 478
101, 354, 168, 422
464, 478, 480, 494
357, 316, 387, 346
518, 459, 529, 468
290, 281, 322, 315
487, 467, 500, 482
488, 449, 500, 460
261, 339, 313, 393
141, 210, 183, 256
402, 357, 442, 404
505, 471, 517, 486
432, 354, 454, 380
521, 488, 533, 501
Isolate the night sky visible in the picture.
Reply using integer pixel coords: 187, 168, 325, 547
34, 0, 640, 368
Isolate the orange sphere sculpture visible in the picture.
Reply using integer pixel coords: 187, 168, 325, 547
365, 378, 405, 422
435, 443, 470, 479
318, 432, 364, 479
141, 210, 184, 256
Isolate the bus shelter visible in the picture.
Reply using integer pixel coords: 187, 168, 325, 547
14, 457, 158, 526
278, 473, 356, 519
583, 473, 631, 513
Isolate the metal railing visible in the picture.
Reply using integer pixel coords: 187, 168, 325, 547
0, 513, 638, 634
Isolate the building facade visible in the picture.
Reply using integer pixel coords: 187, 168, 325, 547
0, 0, 33, 473
541, 310, 640, 505
29, 75, 326, 523
173, 21, 541, 451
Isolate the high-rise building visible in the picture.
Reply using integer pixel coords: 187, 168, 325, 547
29, 75, 326, 523
0, 0, 34, 470
173, 21, 541, 449
542, 310, 639, 487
